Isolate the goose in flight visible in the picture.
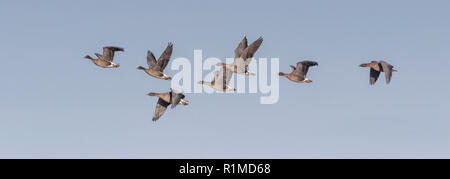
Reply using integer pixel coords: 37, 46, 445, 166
84, 46, 124, 68
279, 61, 318, 83
137, 43, 173, 80
198, 67, 235, 91
147, 88, 189, 121
217, 36, 263, 76
360, 60, 397, 85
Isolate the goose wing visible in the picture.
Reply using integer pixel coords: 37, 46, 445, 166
213, 67, 233, 90
241, 37, 263, 65
380, 61, 394, 84
153, 98, 170, 121
102, 46, 124, 62
292, 62, 305, 77
290, 65, 296, 71
223, 67, 233, 85
234, 36, 248, 59
293, 61, 318, 78
370, 68, 381, 85
170, 89, 185, 109
210, 70, 219, 84
153, 43, 173, 72
146, 51, 157, 67
301, 61, 318, 76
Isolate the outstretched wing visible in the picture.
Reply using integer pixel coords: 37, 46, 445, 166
293, 62, 305, 77
241, 37, 263, 65
370, 68, 381, 85
223, 67, 233, 85
233, 57, 246, 73
211, 70, 219, 85
290, 65, 296, 71
214, 67, 233, 90
170, 90, 185, 109
153, 43, 173, 72
301, 61, 318, 76
147, 51, 157, 67
153, 98, 170, 121
292, 61, 318, 80
102, 46, 124, 62
380, 61, 394, 84
234, 36, 248, 59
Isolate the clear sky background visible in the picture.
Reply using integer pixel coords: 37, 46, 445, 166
1, 0, 450, 158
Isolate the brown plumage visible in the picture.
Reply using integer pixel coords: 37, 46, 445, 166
137, 43, 173, 80
84, 46, 124, 68
217, 36, 263, 76
279, 61, 318, 83
360, 60, 397, 85
147, 89, 189, 121
197, 66, 235, 91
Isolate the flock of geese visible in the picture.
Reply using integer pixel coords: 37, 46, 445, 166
84, 36, 397, 121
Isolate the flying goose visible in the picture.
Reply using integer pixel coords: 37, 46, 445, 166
360, 60, 397, 85
84, 46, 124, 68
147, 88, 189, 121
279, 61, 318, 83
137, 43, 173, 80
198, 66, 235, 91
217, 36, 263, 76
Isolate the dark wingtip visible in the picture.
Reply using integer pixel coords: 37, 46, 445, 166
257, 36, 263, 42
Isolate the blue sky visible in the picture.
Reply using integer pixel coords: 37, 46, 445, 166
1, 0, 450, 158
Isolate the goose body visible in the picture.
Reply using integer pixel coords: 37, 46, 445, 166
84, 46, 124, 68
147, 89, 189, 121
360, 60, 397, 85
137, 43, 173, 80
279, 61, 318, 83
217, 36, 263, 76
198, 67, 235, 91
